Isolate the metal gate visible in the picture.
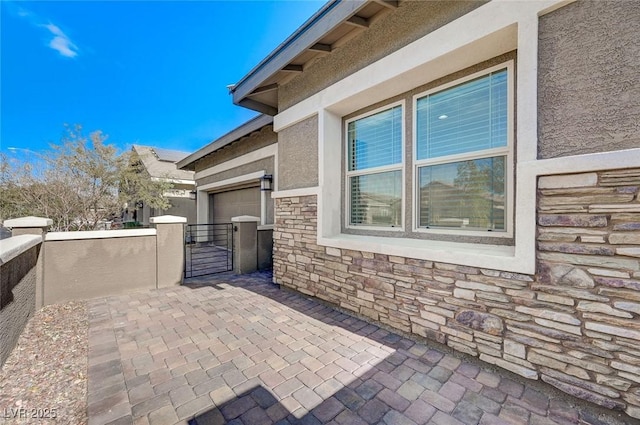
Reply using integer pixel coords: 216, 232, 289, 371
184, 224, 233, 278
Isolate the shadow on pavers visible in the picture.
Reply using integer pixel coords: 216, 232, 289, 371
183, 271, 633, 425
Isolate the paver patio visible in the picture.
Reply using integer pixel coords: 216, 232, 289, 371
86, 272, 630, 425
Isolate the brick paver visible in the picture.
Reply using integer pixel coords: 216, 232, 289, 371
86, 272, 631, 425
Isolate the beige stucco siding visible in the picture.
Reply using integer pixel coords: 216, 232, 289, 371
194, 126, 276, 173
279, 1, 486, 111
154, 223, 185, 288
43, 236, 157, 304
165, 198, 197, 224
277, 114, 319, 191
537, 0, 640, 159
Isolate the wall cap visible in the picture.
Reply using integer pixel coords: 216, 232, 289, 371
231, 215, 261, 223
150, 215, 187, 224
46, 229, 156, 241
4, 216, 53, 228
0, 235, 42, 265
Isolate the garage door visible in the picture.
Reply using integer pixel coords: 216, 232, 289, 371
210, 186, 260, 223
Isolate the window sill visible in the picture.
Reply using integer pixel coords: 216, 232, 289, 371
317, 233, 532, 274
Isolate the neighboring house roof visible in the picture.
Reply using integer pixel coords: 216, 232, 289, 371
177, 114, 273, 171
132, 145, 195, 183
230, 0, 397, 115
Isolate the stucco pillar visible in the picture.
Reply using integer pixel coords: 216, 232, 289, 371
4, 216, 52, 237
150, 215, 186, 288
231, 215, 260, 275
3, 216, 51, 308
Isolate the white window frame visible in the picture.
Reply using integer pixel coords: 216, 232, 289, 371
412, 61, 515, 238
344, 100, 406, 232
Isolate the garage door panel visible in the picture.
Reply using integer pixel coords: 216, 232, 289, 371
211, 186, 260, 223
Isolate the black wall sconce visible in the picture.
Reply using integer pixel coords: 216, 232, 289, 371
189, 190, 197, 200
260, 174, 273, 191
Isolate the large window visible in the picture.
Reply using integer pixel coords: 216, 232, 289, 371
343, 63, 512, 236
415, 66, 510, 232
346, 104, 403, 228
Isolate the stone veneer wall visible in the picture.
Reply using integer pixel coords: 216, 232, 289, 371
273, 168, 640, 420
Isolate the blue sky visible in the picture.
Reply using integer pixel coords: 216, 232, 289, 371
1, 0, 324, 157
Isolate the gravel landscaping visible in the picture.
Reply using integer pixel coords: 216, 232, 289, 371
0, 302, 88, 424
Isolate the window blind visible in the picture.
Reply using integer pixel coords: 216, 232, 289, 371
348, 106, 402, 171
416, 69, 507, 160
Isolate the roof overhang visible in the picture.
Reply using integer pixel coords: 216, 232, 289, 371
177, 114, 273, 171
230, 0, 398, 115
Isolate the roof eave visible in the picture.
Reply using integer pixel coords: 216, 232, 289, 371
231, 0, 370, 114
177, 114, 274, 171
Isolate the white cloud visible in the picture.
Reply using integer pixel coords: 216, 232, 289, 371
43, 23, 78, 58
7, 2, 80, 59
45, 23, 65, 37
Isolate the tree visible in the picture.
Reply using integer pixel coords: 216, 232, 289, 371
0, 125, 173, 231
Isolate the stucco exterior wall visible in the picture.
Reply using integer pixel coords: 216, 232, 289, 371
141, 194, 195, 226
135, 186, 195, 227
194, 126, 276, 173
537, 0, 640, 159
279, 1, 486, 111
165, 198, 196, 225
277, 114, 318, 191
43, 235, 157, 304
273, 167, 640, 420
154, 222, 185, 288
197, 157, 275, 188
0, 244, 39, 366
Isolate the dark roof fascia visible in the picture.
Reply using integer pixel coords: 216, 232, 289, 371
231, 0, 369, 114
177, 114, 273, 171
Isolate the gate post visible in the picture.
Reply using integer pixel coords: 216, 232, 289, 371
150, 215, 186, 287
231, 215, 260, 274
